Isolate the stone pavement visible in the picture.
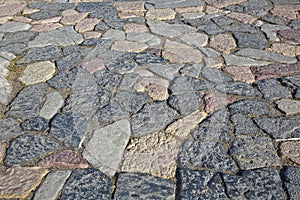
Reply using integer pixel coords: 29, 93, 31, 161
0, 0, 300, 199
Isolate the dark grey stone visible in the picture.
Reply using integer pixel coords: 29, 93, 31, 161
28, 2, 74, 11
223, 168, 285, 199
0, 43, 27, 55
76, 2, 108, 12
0, 31, 36, 47
229, 135, 280, 170
216, 82, 261, 97
92, 103, 128, 123
118, 73, 140, 91
280, 75, 300, 89
169, 75, 213, 95
94, 21, 110, 32
87, 4, 118, 22
134, 52, 165, 65
105, 19, 127, 29
50, 112, 88, 148
131, 101, 178, 136
228, 99, 270, 116
178, 140, 238, 172
96, 89, 111, 109
148, 0, 204, 9
21, 117, 48, 132
230, 113, 260, 135
62, 45, 81, 56
17, 46, 62, 65
114, 91, 148, 113
56, 53, 81, 71
106, 59, 137, 74
271, 0, 300, 4
177, 169, 228, 199
168, 93, 200, 115
0, 118, 22, 141
226, 0, 272, 16
201, 67, 233, 83
261, 14, 290, 25
198, 23, 224, 35
284, 183, 300, 200
94, 69, 121, 91
256, 79, 291, 100
47, 67, 79, 90
28, 10, 61, 20
281, 166, 300, 183
254, 116, 300, 139
60, 168, 111, 200
212, 16, 257, 33
80, 38, 104, 46
4, 133, 61, 166
114, 173, 174, 200
192, 110, 232, 143
289, 19, 300, 30
233, 32, 268, 49
6, 83, 46, 120
295, 89, 300, 99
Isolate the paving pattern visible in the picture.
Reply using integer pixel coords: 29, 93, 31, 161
0, 0, 300, 199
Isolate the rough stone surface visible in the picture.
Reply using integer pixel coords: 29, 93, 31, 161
39, 92, 64, 120
203, 91, 232, 113
131, 101, 178, 136
210, 33, 236, 53
0, 22, 31, 33
114, 91, 148, 113
216, 81, 260, 97
279, 29, 300, 42
276, 99, 300, 115
180, 32, 208, 48
21, 117, 48, 132
111, 40, 148, 52
146, 9, 176, 20
233, 32, 268, 49
270, 43, 300, 57
168, 92, 200, 115
0, 118, 22, 141
4, 133, 61, 166
92, 103, 128, 123
256, 79, 291, 100
0, 167, 48, 199
230, 113, 260, 135
223, 54, 271, 66
0, 3, 25, 17
60, 169, 111, 200
114, 173, 174, 199
228, 99, 270, 116
47, 67, 79, 90
83, 119, 130, 176
19, 61, 56, 85
38, 150, 89, 169
33, 170, 71, 200
134, 77, 169, 100
280, 141, 300, 165
224, 66, 255, 83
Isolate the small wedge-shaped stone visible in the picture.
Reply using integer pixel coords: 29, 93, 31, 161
38, 150, 89, 169
0, 167, 48, 199
83, 119, 131, 176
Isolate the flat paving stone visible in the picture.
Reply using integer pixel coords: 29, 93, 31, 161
233, 32, 268, 49
276, 99, 300, 115
223, 54, 271, 66
92, 103, 128, 123
279, 29, 300, 42
168, 92, 200, 115
255, 79, 292, 100
114, 91, 148, 113
0, 3, 25, 17
21, 117, 48, 132
224, 66, 255, 83
131, 101, 178, 136
83, 119, 130, 176
0, 167, 48, 199
134, 77, 169, 100
228, 98, 270, 116
0, 31, 36, 47
216, 81, 261, 97
114, 173, 174, 199
0, 22, 31, 33
39, 92, 64, 120
59, 169, 112, 200
203, 91, 232, 113
0, 118, 22, 141
4, 133, 61, 166
50, 112, 88, 149
230, 113, 260, 135
281, 166, 300, 200
280, 141, 300, 165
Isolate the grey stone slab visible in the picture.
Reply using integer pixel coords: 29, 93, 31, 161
0, 43, 27, 55
56, 53, 81, 71
106, 58, 137, 74
4, 133, 61, 166
76, 2, 107, 12
134, 52, 165, 65
47, 67, 79, 90
92, 103, 128, 123
28, 10, 61, 20
216, 82, 261, 97
229, 135, 281, 170
60, 169, 112, 200
256, 79, 292, 100
191, 109, 232, 143
114, 91, 148, 113
276, 99, 300, 115
114, 173, 174, 200
6, 83, 46, 120
280, 75, 300, 88
17, 45, 62, 65
261, 14, 290, 25
289, 19, 300, 31
131, 101, 178, 136
149, 0, 203, 9
233, 32, 268, 49
50, 112, 88, 148
236, 48, 297, 64
177, 169, 228, 199
94, 69, 122, 91
223, 54, 271, 66
284, 183, 300, 200
179, 63, 203, 78
180, 32, 208, 48
21, 117, 48, 132
201, 67, 233, 83
0, 22, 31, 33
228, 99, 270, 116
0, 118, 22, 141
212, 16, 257, 33
168, 93, 200, 115
0, 32, 37, 47
148, 63, 183, 80
33, 170, 71, 200
118, 73, 140, 91
127, 32, 161, 46
40, 92, 64, 120
271, 0, 300, 4
261, 24, 289, 41
178, 140, 238, 172
83, 119, 130, 176
255, 116, 300, 139
28, 26, 83, 48
223, 168, 285, 199
226, 0, 272, 16
230, 113, 260, 135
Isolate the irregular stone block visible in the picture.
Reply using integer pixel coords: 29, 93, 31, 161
255, 79, 292, 100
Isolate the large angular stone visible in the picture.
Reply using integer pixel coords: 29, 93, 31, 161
180, 32, 208, 48
210, 33, 236, 53
131, 101, 178, 136
60, 169, 111, 200
0, 22, 31, 33
201, 67, 233, 83
134, 52, 165, 65
94, 69, 121, 91
75, 18, 100, 33
28, 2, 73, 11
163, 40, 203, 63
256, 79, 291, 100
278, 29, 300, 42
19, 61, 56, 85
38, 150, 89, 169
33, 170, 71, 200
6, 83, 45, 120
111, 40, 148, 52
4, 133, 61, 166
0, 167, 48, 199
229, 135, 281, 170
50, 112, 87, 149
0, 3, 26, 17
47, 67, 79, 90
0, 118, 22, 141
149, 63, 183, 80
224, 66, 255, 83
28, 26, 83, 48
168, 93, 200, 115
226, 0, 272, 16
146, 8, 176, 20
217, 81, 261, 97
177, 169, 227, 199
56, 53, 81, 71
204, 0, 246, 8
228, 99, 270, 116
0, 31, 36, 46
230, 113, 260, 135
114, 173, 174, 199
270, 43, 300, 57
60, 9, 88, 25
280, 141, 300, 165
233, 32, 268, 49
83, 119, 130, 176
203, 91, 232, 113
